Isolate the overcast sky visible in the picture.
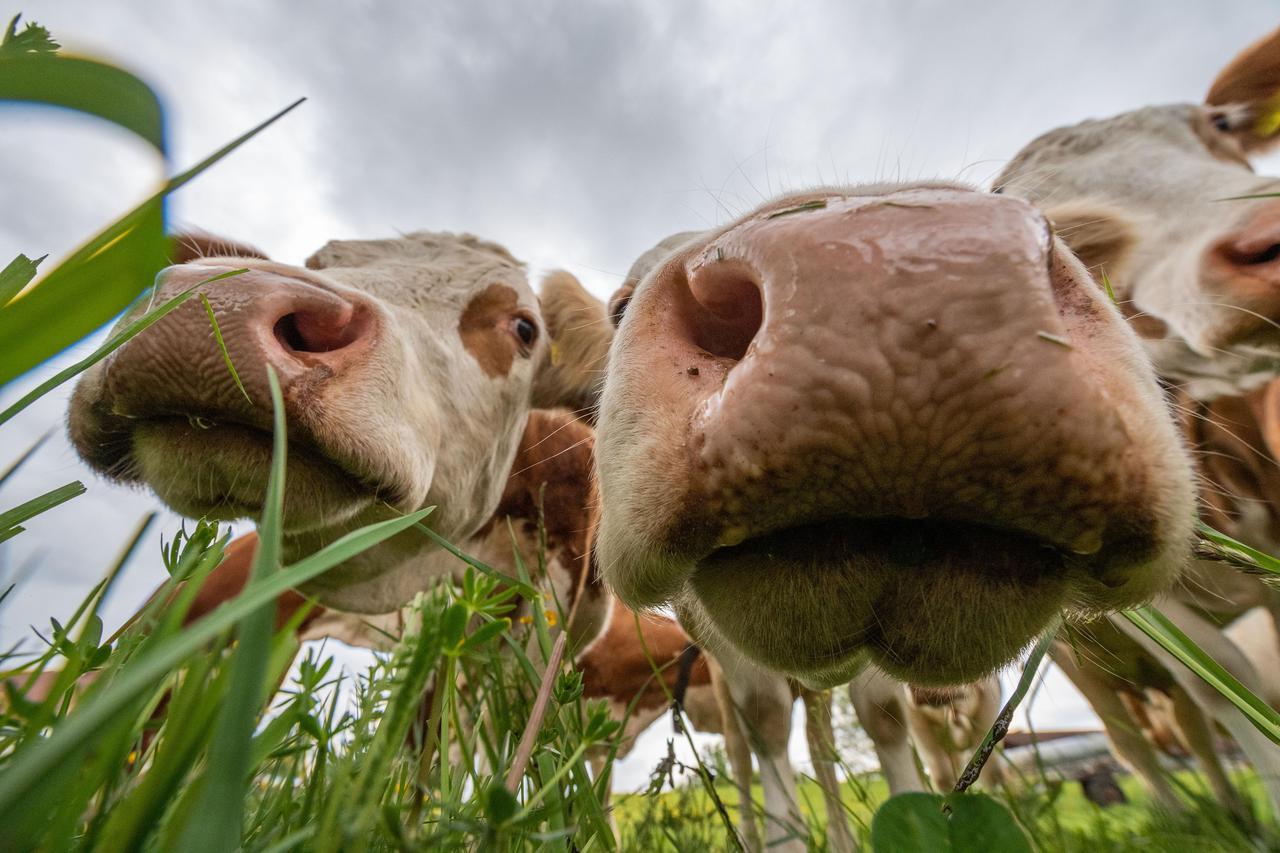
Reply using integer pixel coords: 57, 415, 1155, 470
4, 1, 1279, 790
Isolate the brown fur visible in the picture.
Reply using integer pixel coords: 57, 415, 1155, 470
1183, 385, 1280, 544
577, 599, 709, 712
477, 410, 602, 612
458, 283, 522, 377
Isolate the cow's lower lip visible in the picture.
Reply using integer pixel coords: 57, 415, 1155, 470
688, 517, 1073, 685
130, 416, 384, 520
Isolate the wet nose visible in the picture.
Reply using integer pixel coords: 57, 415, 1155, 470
162, 262, 371, 366
105, 263, 374, 420
632, 187, 1124, 556
664, 188, 1056, 376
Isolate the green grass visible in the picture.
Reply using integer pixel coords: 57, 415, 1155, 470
616, 766, 1280, 852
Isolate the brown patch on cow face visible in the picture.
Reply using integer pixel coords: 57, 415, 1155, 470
459, 283, 522, 377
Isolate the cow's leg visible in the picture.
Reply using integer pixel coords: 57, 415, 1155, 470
710, 658, 762, 852
719, 655, 805, 853
1166, 684, 1248, 817
903, 700, 959, 791
1050, 642, 1182, 811
849, 668, 926, 794
1115, 599, 1280, 813
800, 687, 856, 853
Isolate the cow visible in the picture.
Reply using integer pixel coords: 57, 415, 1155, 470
583, 185, 1198, 845
65, 233, 626, 632
995, 28, 1280, 400
616, 232, 1011, 831
994, 27, 1280, 813
590, 183, 1194, 693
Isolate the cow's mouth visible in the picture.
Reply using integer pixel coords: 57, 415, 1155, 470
686, 516, 1106, 686
124, 415, 387, 530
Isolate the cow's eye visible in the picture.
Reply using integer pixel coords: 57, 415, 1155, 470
512, 316, 538, 350
1210, 111, 1233, 132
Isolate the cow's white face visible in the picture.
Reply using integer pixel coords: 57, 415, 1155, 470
996, 29, 1280, 397
68, 232, 600, 611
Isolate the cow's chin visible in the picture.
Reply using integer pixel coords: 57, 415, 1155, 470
131, 419, 377, 533
682, 519, 1092, 688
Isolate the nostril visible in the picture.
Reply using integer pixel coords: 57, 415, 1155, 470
1224, 242, 1280, 267
273, 308, 367, 355
682, 260, 764, 361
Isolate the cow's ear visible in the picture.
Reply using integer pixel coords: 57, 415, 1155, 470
531, 270, 613, 416
1207, 28, 1280, 153
1043, 201, 1136, 286
169, 230, 269, 264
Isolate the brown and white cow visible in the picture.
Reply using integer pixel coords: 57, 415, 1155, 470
67, 232, 608, 626
576, 186, 1198, 849
995, 29, 1280, 399
591, 184, 1195, 690
995, 29, 1280, 812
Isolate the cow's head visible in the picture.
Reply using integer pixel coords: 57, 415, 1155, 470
593, 184, 1195, 687
996, 28, 1280, 396
68, 232, 604, 612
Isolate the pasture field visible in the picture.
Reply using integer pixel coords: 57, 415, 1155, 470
617, 766, 1279, 851
3, 527, 1277, 852
5, 13, 1280, 853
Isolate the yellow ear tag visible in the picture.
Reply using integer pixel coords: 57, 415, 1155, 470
1255, 91, 1280, 138
549, 339, 562, 367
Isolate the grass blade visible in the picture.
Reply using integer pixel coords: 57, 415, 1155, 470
0, 480, 85, 533
1122, 604, 1280, 744
0, 507, 432, 835
0, 54, 164, 150
1195, 520, 1280, 577
0, 98, 303, 386
172, 367, 286, 852
0, 268, 245, 427
953, 619, 1058, 794
0, 253, 45, 308
199, 293, 252, 404
0, 429, 52, 487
